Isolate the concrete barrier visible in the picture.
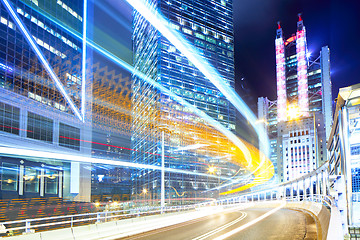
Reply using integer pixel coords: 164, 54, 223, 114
40, 228, 74, 240
5, 233, 41, 240
72, 224, 99, 240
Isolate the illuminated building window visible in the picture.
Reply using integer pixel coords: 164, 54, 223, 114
0, 16, 15, 29
16, 8, 80, 52
27, 112, 53, 143
30, 0, 38, 6
195, 32, 205, 40
57, 0, 83, 22
182, 28, 192, 35
24, 167, 39, 193
32, 36, 67, 58
66, 73, 81, 85
0, 102, 20, 135
1, 162, 18, 191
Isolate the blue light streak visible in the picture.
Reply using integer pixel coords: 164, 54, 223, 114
89, 41, 251, 167
0, 146, 233, 181
125, 0, 270, 169
1, 0, 83, 121
0, 0, 272, 188
28, 6, 255, 188
0, 62, 13, 72
81, 0, 88, 121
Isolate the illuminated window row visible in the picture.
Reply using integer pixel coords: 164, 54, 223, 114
308, 69, 321, 76
170, 87, 228, 106
173, 17, 232, 43
28, 92, 66, 112
0, 16, 15, 30
56, 0, 83, 22
66, 73, 81, 85
32, 35, 66, 58
16, 8, 81, 52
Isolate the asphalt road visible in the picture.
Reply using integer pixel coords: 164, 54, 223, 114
119, 207, 317, 240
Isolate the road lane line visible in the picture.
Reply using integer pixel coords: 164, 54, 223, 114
212, 201, 286, 240
192, 212, 247, 240
119, 209, 245, 240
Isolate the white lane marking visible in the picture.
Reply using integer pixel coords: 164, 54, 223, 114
212, 201, 286, 240
192, 211, 247, 240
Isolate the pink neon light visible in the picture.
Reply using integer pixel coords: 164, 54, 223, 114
275, 37, 286, 122
296, 29, 309, 116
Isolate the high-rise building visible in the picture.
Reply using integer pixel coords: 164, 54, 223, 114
131, 0, 236, 202
0, 0, 93, 201
258, 15, 332, 182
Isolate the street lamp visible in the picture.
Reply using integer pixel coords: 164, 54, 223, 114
142, 188, 147, 194
207, 165, 216, 174
158, 124, 168, 214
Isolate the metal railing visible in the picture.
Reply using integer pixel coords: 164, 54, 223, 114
0, 204, 198, 235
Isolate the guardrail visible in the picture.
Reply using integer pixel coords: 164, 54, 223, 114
0, 205, 198, 235
0, 161, 339, 237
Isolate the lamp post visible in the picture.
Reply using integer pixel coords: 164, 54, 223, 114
161, 130, 165, 214
158, 125, 168, 214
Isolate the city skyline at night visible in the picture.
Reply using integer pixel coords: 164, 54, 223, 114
0, 0, 358, 238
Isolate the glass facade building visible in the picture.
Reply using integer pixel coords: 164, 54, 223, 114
131, 0, 237, 203
0, 0, 94, 203
258, 16, 332, 183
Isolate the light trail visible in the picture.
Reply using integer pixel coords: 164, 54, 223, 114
0, 146, 233, 181
212, 201, 286, 240
1, 0, 83, 121
125, 0, 270, 169
81, 0, 88, 121
21, 2, 257, 187
1, 0, 273, 191
192, 212, 247, 240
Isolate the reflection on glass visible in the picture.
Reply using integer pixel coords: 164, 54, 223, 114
24, 167, 39, 193
1, 163, 18, 191
45, 170, 58, 194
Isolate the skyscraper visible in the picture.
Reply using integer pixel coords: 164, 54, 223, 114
258, 15, 332, 182
0, 0, 92, 201
131, 0, 236, 202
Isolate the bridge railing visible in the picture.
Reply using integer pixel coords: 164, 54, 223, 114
0, 161, 339, 237
217, 162, 331, 206
0, 205, 197, 235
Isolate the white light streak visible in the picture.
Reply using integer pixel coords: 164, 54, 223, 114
0, 146, 232, 181
81, 0, 88, 121
10, 0, 272, 188
212, 201, 286, 240
1, 0, 83, 121
125, 0, 269, 170
173, 144, 207, 152
193, 212, 247, 240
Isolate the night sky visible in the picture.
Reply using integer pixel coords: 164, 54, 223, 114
233, 0, 360, 107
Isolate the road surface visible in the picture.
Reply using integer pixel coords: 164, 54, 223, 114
118, 207, 317, 240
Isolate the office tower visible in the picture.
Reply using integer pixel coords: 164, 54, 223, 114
258, 97, 278, 181
0, 0, 92, 201
132, 0, 236, 202
259, 15, 332, 182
